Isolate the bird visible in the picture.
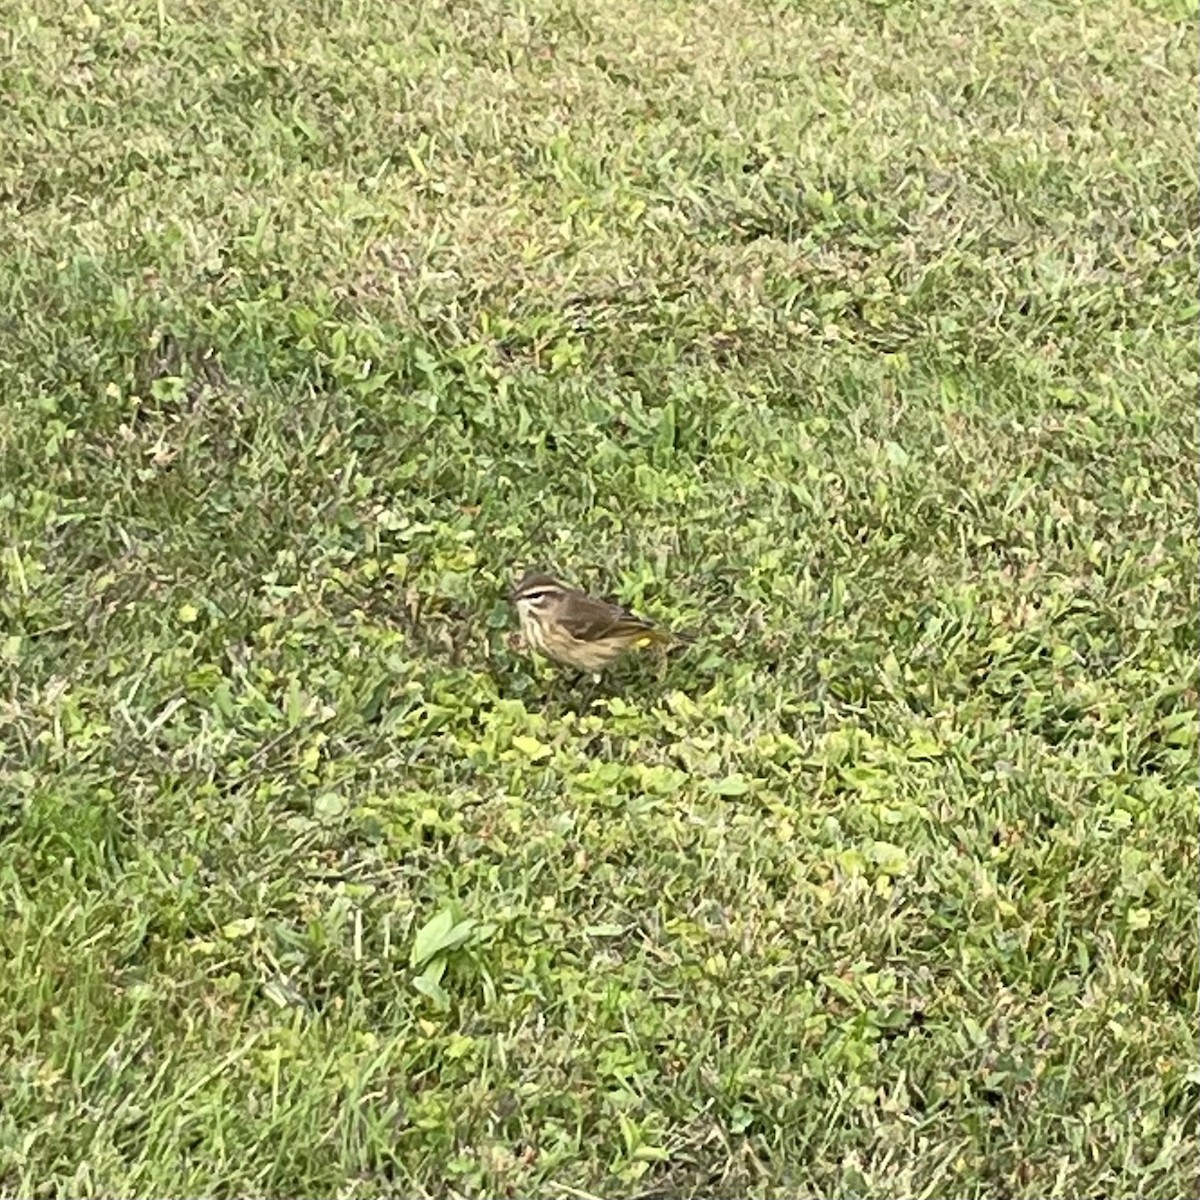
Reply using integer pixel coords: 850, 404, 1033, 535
508, 571, 688, 674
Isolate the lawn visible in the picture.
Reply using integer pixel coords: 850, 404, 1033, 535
1, 0, 1196, 1196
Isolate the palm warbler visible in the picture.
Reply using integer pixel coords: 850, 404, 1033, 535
509, 571, 687, 673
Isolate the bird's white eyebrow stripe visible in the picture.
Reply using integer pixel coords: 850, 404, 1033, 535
517, 587, 560, 602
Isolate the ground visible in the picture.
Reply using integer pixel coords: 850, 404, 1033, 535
0, 0, 1196, 1196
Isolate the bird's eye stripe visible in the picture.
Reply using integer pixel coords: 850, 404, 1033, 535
519, 588, 558, 603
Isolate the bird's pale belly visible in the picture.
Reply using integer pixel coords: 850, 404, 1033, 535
519, 612, 626, 671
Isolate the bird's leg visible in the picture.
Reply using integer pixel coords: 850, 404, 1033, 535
574, 671, 604, 712
652, 642, 670, 682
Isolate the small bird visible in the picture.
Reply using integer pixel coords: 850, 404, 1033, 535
509, 571, 687, 674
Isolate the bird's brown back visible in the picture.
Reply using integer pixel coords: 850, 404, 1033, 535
554, 590, 667, 644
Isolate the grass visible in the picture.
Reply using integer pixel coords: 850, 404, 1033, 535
0, 0, 1196, 1195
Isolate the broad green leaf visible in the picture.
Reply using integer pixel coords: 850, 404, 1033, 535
709, 774, 752, 796
412, 958, 450, 1011
313, 793, 347, 820
221, 917, 257, 940
410, 909, 477, 969
511, 735, 551, 760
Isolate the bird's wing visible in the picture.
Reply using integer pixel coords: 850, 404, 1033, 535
558, 595, 663, 643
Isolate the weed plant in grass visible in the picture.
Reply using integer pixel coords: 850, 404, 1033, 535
0, 0, 1196, 1196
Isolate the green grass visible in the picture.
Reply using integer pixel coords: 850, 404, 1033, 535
1, 0, 1197, 1195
